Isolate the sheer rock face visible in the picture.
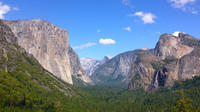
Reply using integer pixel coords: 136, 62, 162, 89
68, 47, 93, 83
0, 20, 17, 44
91, 50, 145, 84
128, 33, 200, 91
81, 58, 100, 76
4, 19, 92, 84
164, 48, 200, 87
154, 34, 194, 59
80, 56, 112, 76
128, 52, 158, 91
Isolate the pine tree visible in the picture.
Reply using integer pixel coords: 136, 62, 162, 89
173, 89, 193, 112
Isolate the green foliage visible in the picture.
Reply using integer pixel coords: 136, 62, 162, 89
151, 61, 165, 70
181, 38, 199, 47
0, 39, 84, 111
151, 57, 177, 70
173, 90, 193, 112
163, 57, 177, 64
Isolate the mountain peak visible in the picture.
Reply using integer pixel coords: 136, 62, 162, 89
154, 33, 197, 59
140, 48, 149, 50
172, 31, 185, 37
102, 56, 112, 63
104, 56, 112, 59
80, 56, 112, 76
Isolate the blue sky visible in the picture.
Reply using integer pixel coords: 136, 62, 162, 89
1, 0, 200, 60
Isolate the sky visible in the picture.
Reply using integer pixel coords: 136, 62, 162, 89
1, 0, 200, 60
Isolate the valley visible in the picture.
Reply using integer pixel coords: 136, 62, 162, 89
0, 18, 200, 112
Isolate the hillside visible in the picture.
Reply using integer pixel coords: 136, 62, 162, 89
3, 19, 92, 85
0, 20, 83, 111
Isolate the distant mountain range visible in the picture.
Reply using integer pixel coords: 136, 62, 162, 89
80, 56, 112, 76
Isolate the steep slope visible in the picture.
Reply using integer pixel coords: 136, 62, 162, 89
128, 51, 159, 91
3, 19, 92, 85
91, 49, 148, 85
80, 56, 112, 76
128, 33, 200, 91
0, 20, 82, 111
154, 33, 194, 59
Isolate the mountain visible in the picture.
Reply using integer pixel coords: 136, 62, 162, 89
91, 32, 200, 91
0, 20, 82, 111
1, 18, 200, 111
80, 56, 112, 76
91, 49, 149, 85
3, 19, 92, 85
128, 33, 200, 91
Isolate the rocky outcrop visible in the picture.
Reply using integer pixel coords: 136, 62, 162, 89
128, 52, 158, 91
80, 56, 112, 76
154, 33, 194, 59
164, 48, 200, 87
128, 33, 200, 91
0, 20, 17, 44
3, 19, 92, 85
91, 50, 147, 84
68, 47, 93, 83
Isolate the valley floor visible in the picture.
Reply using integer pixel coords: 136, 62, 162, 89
1, 74, 200, 112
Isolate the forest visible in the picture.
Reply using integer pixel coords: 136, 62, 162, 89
1, 68, 200, 112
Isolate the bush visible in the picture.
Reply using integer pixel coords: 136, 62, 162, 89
181, 38, 199, 47
151, 61, 165, 70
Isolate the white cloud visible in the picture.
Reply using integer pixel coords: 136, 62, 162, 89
172, 31, 185, 37
169, 0, 198, 14
130, 12, 156, 24
124, 27, 131, 32
0, 2, 11, 19
122, 0, 130, 5
97, 29, 101, 33
73, 42, 97, 50
169, 0, 195, 8
99, 38, 116, 45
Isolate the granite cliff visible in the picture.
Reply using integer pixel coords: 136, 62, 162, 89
3, 19, 92, 85
0, 20, 77, 97
80, 56, 112, 76
128, 33, 200, 91
91, 50, 147, 85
